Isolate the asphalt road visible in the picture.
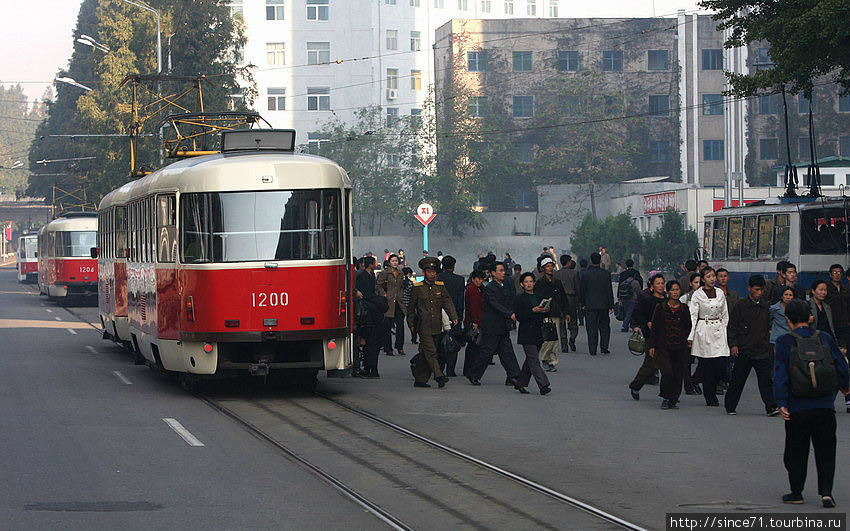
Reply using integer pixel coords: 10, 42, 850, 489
1, 266, 847, 530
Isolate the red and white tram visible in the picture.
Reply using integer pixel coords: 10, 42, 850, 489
37, 212, 98, 298
97, 182, 133, 343
97, 130, 353, 386
16, 233, 38, 282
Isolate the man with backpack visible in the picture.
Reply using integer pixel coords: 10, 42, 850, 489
618, 261, 642, 332
774, 299, 849, 507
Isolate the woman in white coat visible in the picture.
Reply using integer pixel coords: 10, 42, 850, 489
687, 267, 730, 406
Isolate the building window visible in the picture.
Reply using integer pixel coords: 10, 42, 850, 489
557, 50, 579, 71
307, 42, 330, 65
386, 30, 398, 50
386, 107, 399, 127
267, 87, 286, 111
649, 140, 670, 162
467, 51, 488, 71
798, 137, 811, 160
758, 94, 776, 114
561, 95, 580, 116
410, 108, 422, 127
527, 0, 536, 15
410, 31, 421, 51
227, 87, 244, 110
760, 138, 778, 160
266, 0, 285, 20
704, 140, 724, 161
504, 0, 513, 13
306, 0, 329, 20
481, 0, 491, 11
307, 87, 330, 111
468, 96, 488, 117
386, 68, 398, 90
702, 94, 724, 115
411, 70, 422, 90
838, 136, 850, 156
307, 132, 330, 153
602, 50, 623, 71
513, 95, 534, 117
702, 49, 722, 70
386, 0, 396, 4
839, 94, 850, 112
549, 0, 558, 16
513, 51, 532, 72
228, 0, 244, 19
518, 143, 534, 163
457, 0, 468, 9
798, 93, 816, 113
410, 0, 420, 5
266, 42, 285, 65
387, 154, 400, 167
434, 0, 443, 7
648, 95, 670, 116
647, 50, 669, 71
754, 47, 772, 69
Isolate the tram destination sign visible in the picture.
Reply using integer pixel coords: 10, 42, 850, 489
415, 203, 436, 226
643, 191, 677, 214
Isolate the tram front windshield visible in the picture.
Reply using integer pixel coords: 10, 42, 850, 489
57, 231, 96, 257
180, 189, 342, 263
19, 237, 36, 259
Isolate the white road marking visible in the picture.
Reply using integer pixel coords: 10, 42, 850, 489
85, 346, 98, 354
66, 328, 77, 335
54, 316, 61, 321
163, 418, 205, 447
45, 309, 52, 313
112, 371, 132, 385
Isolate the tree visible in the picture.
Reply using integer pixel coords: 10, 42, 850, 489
0, 85, 45, 196
642, 209, 700, 272
28, 0, 252, 202
701, 0, 850, 96
570, 211, 642, 266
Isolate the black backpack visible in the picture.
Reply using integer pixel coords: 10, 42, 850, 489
788, 331, 839, 399
617, 278, 634, 300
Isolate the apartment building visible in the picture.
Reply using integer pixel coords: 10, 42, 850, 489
228, 0, 564, 148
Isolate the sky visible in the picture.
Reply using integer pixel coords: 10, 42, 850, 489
0, 0, 704, 104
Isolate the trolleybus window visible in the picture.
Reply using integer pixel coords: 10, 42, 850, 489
757, 215, 773, 258
774, 214, 790, 258
727, 217, 743, 258
703, 222, 711, 259
56, 231, 97, 257
180, 189, 342, 263
742, 216, 757, 258
712, 218, 726, 259
800, 208, 848, 254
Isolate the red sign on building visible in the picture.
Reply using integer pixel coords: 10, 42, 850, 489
643, 192, 676, 214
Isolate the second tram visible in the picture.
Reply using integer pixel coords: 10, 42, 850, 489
97, 130, 353, 386
16, 233, 38, 282
37, 212, 98, 298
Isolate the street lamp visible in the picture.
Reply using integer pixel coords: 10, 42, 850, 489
76, 34, 111, 53
121, 0, 161, 73
55, 77, 93, 92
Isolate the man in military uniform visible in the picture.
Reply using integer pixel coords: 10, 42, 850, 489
407, 257, 458, 388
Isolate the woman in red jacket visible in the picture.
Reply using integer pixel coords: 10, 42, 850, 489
648, 280, 692, 409
462, 270, 486, 381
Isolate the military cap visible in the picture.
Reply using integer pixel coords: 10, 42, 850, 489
418, 256, 441, 271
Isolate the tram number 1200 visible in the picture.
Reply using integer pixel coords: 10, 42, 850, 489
251, 292, 289, 307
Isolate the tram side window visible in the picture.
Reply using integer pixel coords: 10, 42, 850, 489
741, 216, 757, 258
727, 217, 742, 258
157, 195, 177, 263
712, 218, 726, 259
757, 215, 773, 257
800, 208, 847, 254
774, 214, 790, 258
117, 206, 127, 258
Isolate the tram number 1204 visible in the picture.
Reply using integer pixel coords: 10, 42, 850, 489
252, 292, 289, 307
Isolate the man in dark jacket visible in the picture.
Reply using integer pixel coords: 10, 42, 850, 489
725, 274, 778, 415
534, 256, 568, 371
437, 255, 465, 376
467, 262, 521, 386
579, 252, 614, 356
355, 256, 380, 377
555, 254, 580, 352
628, 273, 666, 400
826, 264, 850, 346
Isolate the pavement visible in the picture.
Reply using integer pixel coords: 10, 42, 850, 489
1, 265, 847, 530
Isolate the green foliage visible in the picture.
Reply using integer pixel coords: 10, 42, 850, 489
0, 85, 45, 196
701, 0, 850, 96
642, 209, 700, 272
28, 0, 251, 202
570, 211, 642, 266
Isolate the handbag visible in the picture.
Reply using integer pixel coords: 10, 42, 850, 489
542, 318, 559, 342
628, 330, 646, 356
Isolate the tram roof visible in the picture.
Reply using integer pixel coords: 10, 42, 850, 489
99, 151, 351, 210
39, 214, 98, 234
706, 196, 850, 218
